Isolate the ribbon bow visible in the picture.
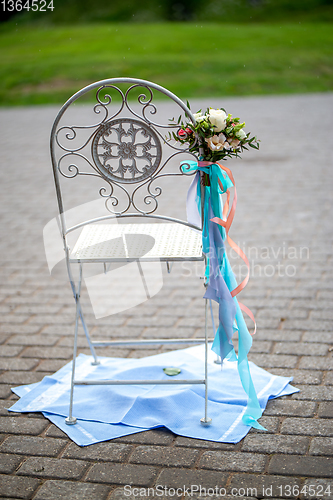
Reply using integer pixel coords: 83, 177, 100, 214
182, 160, 265, 430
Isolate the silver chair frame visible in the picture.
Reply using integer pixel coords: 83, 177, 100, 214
50, 77, 212, 427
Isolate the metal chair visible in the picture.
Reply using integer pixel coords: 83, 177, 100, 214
50, 78, 212, 427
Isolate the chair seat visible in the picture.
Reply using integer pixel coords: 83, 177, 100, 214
69, 223, 203, 263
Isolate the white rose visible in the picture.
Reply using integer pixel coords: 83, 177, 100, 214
208, 109, 227, 132
193, 112, 206, 122
235, 129, 246, 140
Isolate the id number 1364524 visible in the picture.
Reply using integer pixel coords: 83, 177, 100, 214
1, 0, 54, 11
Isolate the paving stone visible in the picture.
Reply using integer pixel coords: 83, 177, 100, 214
254, 330, 302, 342
0, 435, 67, 457
0, 385, 12, 398
0, 324, 42, 335
16, 456, 88, 479
291, 385, 333, 401
243, 340, 272, 353
41, 325, 76, 335
174, 436, 238, 450
129, 445, 199, 467
311, 309, 333, 320
254, 318, 281, 329
33, 479, 111, 500
256, 308, 308, 320
249, 416, 280, 434
114, 429, 175, 445
126, 316, 176, 327
318, 401, 333, 418
273, 342, 329, 356
0, 416, 48, 435
0, 474, 41, 499
0, 371, 44, 384
44, 424, 68, 439
0, 399, 20, 415
299, 356, 333, 370
35, 359, 67, 372
0, 452, 24, 473
92, 325, 144, 339
247, 354, 298, 369
281, 319, 332, 331
228, 473, 301, 499
0, 358, 39, 371
281, 417, 333, 436
264, 399, 316, 417
303, 331, 333, 343
87, 463, 158, 486
0, 345, 24, 357
270, 288, 316, 299
268, 368, 322, 385
56, 335, 95, 348
158, 306, 204, 317
318, 291, 333, 299
7, 334, 58, 346
0, 315, 30, 324
62, 441, 132, 462
142, 327, 197, 339
324, 371, 333, 385
21, 346, 73, 359
242, 434, 309, 455
14, 305, 62, 314
309, 437, 333, 456
27, 314, 75, 325
199, 450, 267, 472
0, 333, 13, 345
268, 454, 333, 477
157, 468, 228, 489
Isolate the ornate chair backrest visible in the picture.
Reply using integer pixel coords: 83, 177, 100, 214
50, 78, 201, 246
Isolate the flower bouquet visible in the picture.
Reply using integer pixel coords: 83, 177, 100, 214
168, 104, 265, 430
170, 107, 259, 163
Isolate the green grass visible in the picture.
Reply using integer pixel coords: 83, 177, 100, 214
0, 22, 332, 105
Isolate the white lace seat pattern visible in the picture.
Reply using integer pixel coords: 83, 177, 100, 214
69, 223, 203, 263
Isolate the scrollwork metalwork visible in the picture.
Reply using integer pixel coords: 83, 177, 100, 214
92, 118, 162, 184
53, 80, 200, 220
58, 153, 103, 178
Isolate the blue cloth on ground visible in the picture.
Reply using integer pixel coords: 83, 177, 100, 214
10, 344, 298, 446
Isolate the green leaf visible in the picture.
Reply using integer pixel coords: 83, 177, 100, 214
163, 367, 181, 376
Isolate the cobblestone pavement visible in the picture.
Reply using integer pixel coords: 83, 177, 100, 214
0, 93, 332, 500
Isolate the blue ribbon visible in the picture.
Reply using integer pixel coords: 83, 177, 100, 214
182, 160, 266, 431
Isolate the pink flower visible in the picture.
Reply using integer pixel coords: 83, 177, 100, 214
185, 127, 193, 135
178, 129, 187, 138
228, 138, 240, 148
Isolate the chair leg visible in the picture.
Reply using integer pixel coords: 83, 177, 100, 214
65, 264, 84, 425
79, 309, 100, 366
201, 298, 212, 426
66, 259, 99, 366
209, 299, 221, 364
